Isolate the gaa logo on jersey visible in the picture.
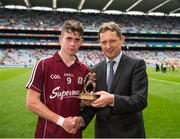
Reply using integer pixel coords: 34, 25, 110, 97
50, 74, 61, 80
78, 77, 83, 85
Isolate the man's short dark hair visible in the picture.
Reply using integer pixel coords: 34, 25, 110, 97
98, 22, 122, 39
61, 20, 84, 36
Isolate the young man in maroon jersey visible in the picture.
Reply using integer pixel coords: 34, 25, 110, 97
26, 20, 89, 138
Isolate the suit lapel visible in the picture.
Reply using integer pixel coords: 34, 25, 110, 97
110, 54, 127, 92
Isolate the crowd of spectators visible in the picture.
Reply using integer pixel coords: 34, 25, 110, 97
0, 9, 179, 48
0, 9, 179, 33
1, 48, 180, 68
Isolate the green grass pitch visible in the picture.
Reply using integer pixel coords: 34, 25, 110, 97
0, 67, 180, 138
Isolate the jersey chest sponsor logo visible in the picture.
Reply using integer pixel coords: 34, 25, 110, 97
49, 86, 80, 100
50, 74, 61, 80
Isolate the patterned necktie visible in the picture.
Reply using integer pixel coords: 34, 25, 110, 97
107, 60, 116, 91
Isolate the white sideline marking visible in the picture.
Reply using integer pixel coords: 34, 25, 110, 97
149, 78, 180, 85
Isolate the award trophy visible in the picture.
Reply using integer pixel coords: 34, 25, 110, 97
79, 70, 97, 100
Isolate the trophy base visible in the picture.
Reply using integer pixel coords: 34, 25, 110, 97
79, 93, 97, 100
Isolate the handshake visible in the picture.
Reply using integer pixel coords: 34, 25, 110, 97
58, 116, 84, 134
57, 91, 114, 134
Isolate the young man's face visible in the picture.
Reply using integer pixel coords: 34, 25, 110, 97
60, 30, 82, 56
99, 30, 125, 60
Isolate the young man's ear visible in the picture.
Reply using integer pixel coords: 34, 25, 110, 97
59, 35, 62, 42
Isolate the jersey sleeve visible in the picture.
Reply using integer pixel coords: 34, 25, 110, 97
26, 60, 44, 94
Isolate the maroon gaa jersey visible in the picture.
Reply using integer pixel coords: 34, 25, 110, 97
26, 51, 89, 138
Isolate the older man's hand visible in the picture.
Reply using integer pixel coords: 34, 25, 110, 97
91, 91, 114, 108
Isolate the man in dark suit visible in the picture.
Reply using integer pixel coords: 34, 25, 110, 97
80, 22, 148, 138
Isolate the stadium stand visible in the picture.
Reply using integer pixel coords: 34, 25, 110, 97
0, 9, 180, 68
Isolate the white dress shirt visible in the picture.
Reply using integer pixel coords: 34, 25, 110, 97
105, 51, 122, 106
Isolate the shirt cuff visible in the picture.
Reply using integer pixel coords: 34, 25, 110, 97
79, 116, 85, 127
109, 94, 114, 107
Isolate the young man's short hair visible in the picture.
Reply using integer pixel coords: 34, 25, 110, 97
61, 20, 84, 36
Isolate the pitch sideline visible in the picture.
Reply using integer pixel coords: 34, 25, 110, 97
149, 78, 180, 85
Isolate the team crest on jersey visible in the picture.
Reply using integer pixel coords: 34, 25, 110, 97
78, 77, 83, 85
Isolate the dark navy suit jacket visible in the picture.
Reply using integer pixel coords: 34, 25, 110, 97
81, 54, 148, 138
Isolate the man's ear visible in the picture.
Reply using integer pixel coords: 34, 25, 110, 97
120, 35, 125, 43
59, 35, 62, 40
79, 37, 83, 45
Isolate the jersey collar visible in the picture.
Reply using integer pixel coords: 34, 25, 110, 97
53, 51, 81, 65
